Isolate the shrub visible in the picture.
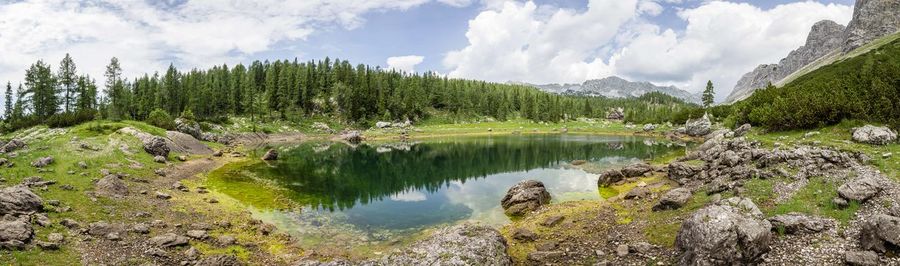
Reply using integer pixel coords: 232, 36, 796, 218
146, 108, 175, 130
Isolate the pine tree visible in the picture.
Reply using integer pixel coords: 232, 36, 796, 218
702, 80, 714, 108
76, 75, 97, 112
3, 82, 11, 120
24, 60, 59, 119
58, 53, 78, 113
104, 57, 124, 119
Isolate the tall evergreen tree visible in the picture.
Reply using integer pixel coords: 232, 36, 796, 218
24, 60, 58, 119
104, 57, 125, 119
3, 82, 11, 120
58, 53, 78, 113
702, 80, 715, 108
75, 75, 97, 112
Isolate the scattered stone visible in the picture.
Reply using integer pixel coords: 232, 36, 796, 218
153, 156, 166, 163
213, 150, 223, 157
47, 233, 64, 243
205, 198, 219, 204
597, 169, 625, 186
0, 186, 43, 214
196, 255, 242, 266
31, 156, 54, 168
60, 219, 80, 229
500, 180, 551, 216
624, 187, 650, 200
261, 149, 278, 161
838, 174, 882, 202
105, 232, 121, 241
845, 250, 880, 266
833, 197, 850, 208
630, 242, 654, 254
258, 223, 275, 235
616, 244, 629, 257
676, 197, 772, 265
768, 213, 833, 234
176, 155, 187, 161
526, 251, 564, 263
621, 162, 653, 177
155, 191, 172, 200
78, 161, 88, 169
172, 181, 187, 192
0, 215, 33, 249
374, 223, 511, 265
87, 221, 119, 236
217, 235, 236, 246
733, 124, 752, 137
33, 213, 51, 227
852, 125, 897, 145
35, 240, 59, 250
804, 131, 820, 138
132, 223, 150, 234
511, 228, 536, 242
339, 130, 363, 143
187, 230, 208, 240
145, 247, 168, 258
882, 152, 893, 159
653, 188, 692, 211
540, 215, 564, 227
95, 174, 128, 198
154, 169, 167, 177
667, 162, 701, 183
643, 124, 657, 132
859, 214, 900, 253
0, 139, 25, 153
184, 247, 201, 260
143, 136, 170, 158
570, 160, 587, 166
148, 233, 189, 248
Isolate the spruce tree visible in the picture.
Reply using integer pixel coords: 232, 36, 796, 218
24, 60, 59, 119
104, 57, 124, 119
3, 82, 11, 120
702, 80, 714, 108
58, 53, 78, 113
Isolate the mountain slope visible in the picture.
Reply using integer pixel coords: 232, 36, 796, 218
528, 76, 701, 104
726, 0, 900, 103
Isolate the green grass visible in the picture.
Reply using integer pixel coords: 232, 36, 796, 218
365, 118, 670, 140
644, 191, 714, 247
742, 177, 860, 225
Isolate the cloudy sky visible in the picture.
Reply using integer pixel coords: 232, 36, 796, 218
0, 0, 855, 102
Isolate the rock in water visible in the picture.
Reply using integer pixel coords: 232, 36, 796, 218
859, 214, 900, 253
683, 113, 712, 137
95, 175, 128, 198
768, 213, 833, 234
500, 180, 551, 216
653, 188, 692, 211
852, 125, 898, 145
676, 197, 772, 265
0, 186, 43, 214
376, 223, 512, 265
143, 136, 171, 158
0, 215, 33, 249
261, 149, 278, 161
174, 118, 202, 139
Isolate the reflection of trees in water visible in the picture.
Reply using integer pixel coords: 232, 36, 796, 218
252, 135, 680, 211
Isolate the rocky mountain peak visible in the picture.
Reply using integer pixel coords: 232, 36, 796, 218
527, 76, 701, 104
843, 0, 900, 52
807, 20, 846, 48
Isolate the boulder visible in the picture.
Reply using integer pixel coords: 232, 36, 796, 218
340, 130, 363, 143
852, 125, 897, 145
684, 113, 712, 137
668, 162, 701, 182
676, 197, 772, 265
500, 180, 551, 216
606, 108, 624, 120
845, 250, 880, 266
768, 213, 833, 234
0, 215, 32, 249
30, 156, 53, 168
375, 223, 512, 265
143, 136, 171, 158
87, 221, 122, 237
261, 149, 278, 161
375, 121, 392, 129
838, 174, 882, 202
0, 186, 43, 214
733, 124, 752, 137
0, 139, 25, 153
653, 188, 692, 211
597, 169, 625, 186
511, 228, 536, 242
95, 175, 128, 198
153, 156, 166, 163
621, 162, 653, 177
643, 124, 657, 132
623, 187, 650, 200
859, 214, 900, 253
174, 118, 202, 139
186, 229, 208, 240
148, 233, 190, 248
196, 255, 242, 266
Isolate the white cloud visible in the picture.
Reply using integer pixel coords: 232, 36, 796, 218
387, 55, 426, 72
443, 0, 853, 101
444, 0, 636, 84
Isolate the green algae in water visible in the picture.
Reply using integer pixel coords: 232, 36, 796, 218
207, 134, 684, 256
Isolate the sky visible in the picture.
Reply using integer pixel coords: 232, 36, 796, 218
0, 0, 857, 104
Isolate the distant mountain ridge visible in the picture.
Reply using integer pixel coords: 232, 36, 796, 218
525, 76, 701, 104
726, 0, 900, 103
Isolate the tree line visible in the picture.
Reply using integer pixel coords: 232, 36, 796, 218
1, 54, 698, 132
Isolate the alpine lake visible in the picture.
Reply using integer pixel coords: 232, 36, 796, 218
206, 134, 685, 257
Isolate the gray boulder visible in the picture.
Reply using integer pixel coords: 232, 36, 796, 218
0, 215, 32, 249
852, 125, 897, 145
621, 162, 653, 177
376, 223, 512, 265
642, 124, 657, 132
500, 180, 551, 216
261, 149, 278, 161
684, 113, 712, 137
597, 169, 625, 186
653, 188, 692, 211
196, 255, 243, 266
375, 121, 392, 129
667, 162, 701, 183
845, 250, 880, 266
340, 130, 363, 143
95, 175, 128, 198
143, 136, 171, 158
838, 174, 882, 202
676, 197, 772, 265
149, 233, 190, 248
0, 139, 25, 153
606, 108, 624, 120
30, 156, 53, 168
0, 186, 43, 214
733, 124, 752, 137
859, 214, 900, 253
768, 213, 833, 234
174, 118, 202, 139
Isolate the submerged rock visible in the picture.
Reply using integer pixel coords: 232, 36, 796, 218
500, 180, 551, 216
375, 223, 512, 265
852, 125, 897, 145
676, 197, 772, 265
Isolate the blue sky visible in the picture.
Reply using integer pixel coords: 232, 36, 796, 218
0, 0, 857, 102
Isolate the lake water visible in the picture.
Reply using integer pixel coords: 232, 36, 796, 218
207, 134, 683, 254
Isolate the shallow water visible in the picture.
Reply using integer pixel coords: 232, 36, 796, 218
207, 134, 683, 254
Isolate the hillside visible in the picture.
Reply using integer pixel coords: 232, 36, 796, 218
528, 76, 701, 104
